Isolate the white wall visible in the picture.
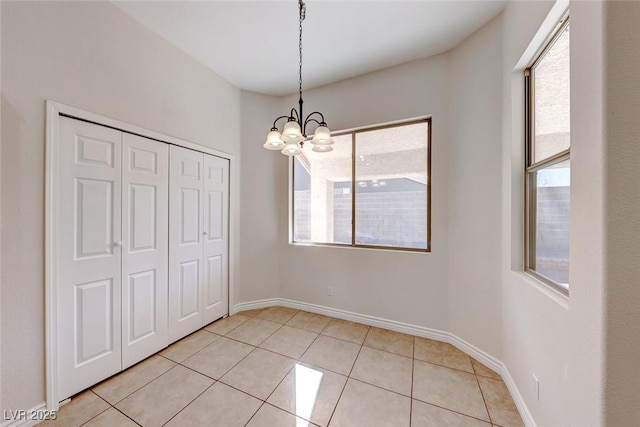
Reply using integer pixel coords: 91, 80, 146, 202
447, 15, 503, 358
501, 1, 606, 425
0, 0, 3, 416
603, 1, 640, 424
0, 1, 241, 413
275, 55, 451, 331
238, 90, 284, 303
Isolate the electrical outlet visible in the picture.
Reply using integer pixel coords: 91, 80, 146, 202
327, 286, 334, 296
532, 374, 540, 401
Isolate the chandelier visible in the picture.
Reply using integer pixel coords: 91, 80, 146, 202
263, 0, 334, 156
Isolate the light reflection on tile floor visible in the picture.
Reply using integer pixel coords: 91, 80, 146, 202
39, 307, 524, 427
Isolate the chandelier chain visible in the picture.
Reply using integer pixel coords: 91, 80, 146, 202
298, 0, 305, 101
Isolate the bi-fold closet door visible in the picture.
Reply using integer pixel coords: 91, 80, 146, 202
57, 117, 169, 399
56, 117, 228, 401
169, 146, 229, 342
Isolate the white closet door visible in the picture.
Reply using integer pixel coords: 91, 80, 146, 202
121, 134, 169, 368
58, 117, 122, 400
202, 155, 229, 324
169, 146, 204, 342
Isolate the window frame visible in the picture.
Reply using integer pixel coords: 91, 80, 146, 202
524, 16, 570, 295
290, 117, 431, 253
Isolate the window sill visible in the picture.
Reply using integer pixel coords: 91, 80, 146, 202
289, 241, 430, 254
512, 270, 569, 309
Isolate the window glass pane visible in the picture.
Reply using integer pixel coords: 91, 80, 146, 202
354, 122, 428, 249
293, 134, 352, 244
533, 24, 570, 163
533, 159, 570, 286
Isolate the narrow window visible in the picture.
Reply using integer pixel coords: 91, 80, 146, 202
292, 118, 431, 252
525, 18, 570, 293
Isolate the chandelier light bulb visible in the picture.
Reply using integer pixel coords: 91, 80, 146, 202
311, 125, 333, 145
281, 121, 304, 144
263, 129, 285, 150
281, 141, 302, 156
312, 144, 333, 153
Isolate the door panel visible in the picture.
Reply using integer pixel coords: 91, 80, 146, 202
129, 184, 157, 252
205, 255, 223, 307
202, 155, 229, 324
76, 179, 114, 258
58, 117, 122, 400
121, 133, 169, 368
180, 188, 201, 244
75, 278, 114, 364
128, 270, 156, 342
179, 260, 200, 318
169, 146, 205, 342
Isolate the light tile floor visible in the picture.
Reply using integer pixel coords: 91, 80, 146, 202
39, 306, 524, 427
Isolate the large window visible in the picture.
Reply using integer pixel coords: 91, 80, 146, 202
292, 119, 430, 252
525, 18, 570, 293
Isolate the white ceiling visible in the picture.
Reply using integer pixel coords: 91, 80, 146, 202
114, 1, 506, 96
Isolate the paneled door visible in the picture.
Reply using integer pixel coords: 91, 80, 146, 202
57, 117, 122, 400
169, 146, 205, 342
121, 134, 169, 368
202, 155, 229, 324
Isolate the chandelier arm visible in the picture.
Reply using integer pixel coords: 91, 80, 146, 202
289, 108, 300, 123
303, 112, 327, 133
271, 115, 291, 130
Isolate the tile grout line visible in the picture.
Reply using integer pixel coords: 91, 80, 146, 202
242, 401, 266, 427
412, 396, 496, 424
73, 391, 114, 427
160, 381, 217, 426
162, 332, 222, 365
106, 363, 182, 410
410, 335, 415, 426
473, 355, 494, 425
111, 405, 142, 426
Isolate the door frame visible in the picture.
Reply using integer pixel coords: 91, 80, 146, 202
45, 101, 238, 411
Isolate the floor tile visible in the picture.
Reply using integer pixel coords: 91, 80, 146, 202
37, 390, 109, 427
82, 408, 137, 427
260, 325, 318, 359
287, 311, 332, 333
247, 403, 318, 427
92, 355, 175, 404
321, 318, 369, 344
220, 348, 296, 400
363, 327, 414, 357
268, 363, 347, 427
477, 377, 524, 427
471, 358, 502, 380
350, 346, 413, 396
160, 330, 219, 363
330, 379, 411, 427
225, 317, 281, 346
411, 399, 490, 427
257, 306, 299, 324
239, 308, 265, 317
182, 336, 255, 379
300, 335, 361, 376
115, 365, 213, 427
204, 314, 250, 335
413, 360, 489, 421
165, 382, 261, 427
414, 337, 473, 373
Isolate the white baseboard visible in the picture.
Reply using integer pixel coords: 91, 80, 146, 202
233, 298, 536, 427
